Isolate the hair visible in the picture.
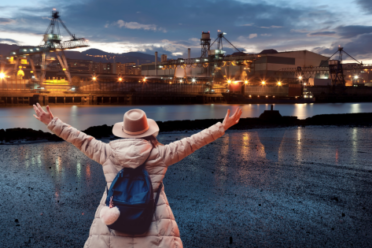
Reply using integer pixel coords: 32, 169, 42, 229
143, 135, 163, 147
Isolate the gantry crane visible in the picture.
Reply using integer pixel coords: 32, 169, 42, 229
10, 8, 89, 83
328, 46, 362, 86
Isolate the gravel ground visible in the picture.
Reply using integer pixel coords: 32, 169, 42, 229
0, 126, 371, 248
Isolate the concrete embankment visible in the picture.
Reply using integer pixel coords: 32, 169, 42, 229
1, 112, 372, 143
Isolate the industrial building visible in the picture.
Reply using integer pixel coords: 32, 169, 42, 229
140, 48, 329, 85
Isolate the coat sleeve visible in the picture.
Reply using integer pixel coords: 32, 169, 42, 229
47, 117, 111, 165
158, 122, 225, 167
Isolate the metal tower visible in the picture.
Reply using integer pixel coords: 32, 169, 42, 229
200, 32, 211, 58
10, 8, 89, 84
210, 31, 241, 52
328, 46, 362, 86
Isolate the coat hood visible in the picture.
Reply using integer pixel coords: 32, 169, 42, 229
108, 139, 153, 169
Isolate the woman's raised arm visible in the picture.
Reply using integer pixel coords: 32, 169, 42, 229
158, 108, 242, 167
33, 103, 111, 165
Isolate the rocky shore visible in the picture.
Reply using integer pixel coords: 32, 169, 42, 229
1, 111, 372, 144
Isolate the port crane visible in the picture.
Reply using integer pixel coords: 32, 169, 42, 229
328, 46, 362, 86
10, 9, 89, 83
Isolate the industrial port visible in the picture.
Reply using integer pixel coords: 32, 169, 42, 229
1, 9, 372, 105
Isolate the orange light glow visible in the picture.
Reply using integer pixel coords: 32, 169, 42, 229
277, 81, 282, 86
244, 80, 248, 84
92, 76, 96, 81
227, 79, 231, 84
261, 81, 266, 85
233, 81, 239, 84
118, 77, 122, 81
0, 73, 5, 79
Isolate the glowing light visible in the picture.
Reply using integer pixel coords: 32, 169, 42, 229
30, 71, 33, 73
266, 95, 268, 98
92, 77, 96, 81
244, 80, 248, 84
299, 76, 303, 80
277, 81, 282, 86
192, 78, 196, 83
118, 77, 122, 81
354, 75, 359, 79
0, 73, 5, 79
227, 80, 231, 84
62, 68, 66, 71
233, 81, 238, 84
261, 81, 266, 85
249, 95, 251, 98
143, 77, 147, 82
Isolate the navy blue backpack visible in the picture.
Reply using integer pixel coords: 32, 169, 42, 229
105, 151, 162, 234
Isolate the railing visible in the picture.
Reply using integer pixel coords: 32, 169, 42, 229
78, 82, 207, 95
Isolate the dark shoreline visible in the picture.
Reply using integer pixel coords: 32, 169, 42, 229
1, 112, 372, 144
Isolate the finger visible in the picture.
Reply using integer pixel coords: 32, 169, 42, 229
225, 109, 230, 119
33, 105, 41, 115
232, 108, 239, 118
46, 105, 54, 118
37, 103, 46, 114
33, 114, 40, 120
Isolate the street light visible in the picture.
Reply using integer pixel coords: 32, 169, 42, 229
0, 72, 5, 79
227, 79, 231, 84
244, 80, 248, 84
277, 81, 282, 86
118, 77, 122, 82
92, 76, 96, 81
261, 81, 266, 85
354, 75, 359, 79
299, 76, 303, 80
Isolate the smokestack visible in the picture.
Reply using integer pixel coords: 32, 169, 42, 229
188, 48, 191, 60
155, 51, 158, 76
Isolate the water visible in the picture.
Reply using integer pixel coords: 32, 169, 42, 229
1, 103, 372, 131
1, 127, 371, 247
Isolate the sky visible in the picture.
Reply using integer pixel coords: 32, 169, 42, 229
1, 0, 372, 62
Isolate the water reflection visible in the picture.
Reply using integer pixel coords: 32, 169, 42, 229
3, 103, 372, 131
77, 161, 81, 179
256, 129, 286, 162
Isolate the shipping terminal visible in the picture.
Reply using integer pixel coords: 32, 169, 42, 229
1, 10, 372, 105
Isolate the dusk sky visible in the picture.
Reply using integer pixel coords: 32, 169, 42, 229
1, 0, 372, 62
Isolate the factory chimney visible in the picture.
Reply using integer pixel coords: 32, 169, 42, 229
188, 48, 191, 60
155, 51, 158, 76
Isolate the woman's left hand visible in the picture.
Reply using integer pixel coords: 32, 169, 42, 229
33, 103, 54, 125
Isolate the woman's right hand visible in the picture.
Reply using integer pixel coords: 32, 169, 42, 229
222, 108, 242, 131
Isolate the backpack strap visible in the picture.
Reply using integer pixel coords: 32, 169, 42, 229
154, 182, 163, 207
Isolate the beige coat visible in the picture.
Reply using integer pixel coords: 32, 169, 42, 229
47, 117, 225, 248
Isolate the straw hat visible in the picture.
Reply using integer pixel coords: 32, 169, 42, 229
112, 109, 159, 138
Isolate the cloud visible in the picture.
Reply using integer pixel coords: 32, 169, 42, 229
260, 25, 282, 29
172, 52, 183, 56
248, 33, 257, 39
356, 0, 372, 13
242, 23, 253, 26
0, 18, 15, 25
290, 29, 309, 33
307, 31, 336, 37
0, 38, 18, 44
313, 33, 372, 60
116, 20, 167, 33
335, 25, 372, 38
261, 33, 272, 37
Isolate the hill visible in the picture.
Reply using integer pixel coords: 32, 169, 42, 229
0, 43, 158, 64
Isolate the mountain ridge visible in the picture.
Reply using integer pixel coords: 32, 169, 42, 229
0, 44, 158, 64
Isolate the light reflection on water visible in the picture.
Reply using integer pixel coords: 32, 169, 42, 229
1, 103, 372, 132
